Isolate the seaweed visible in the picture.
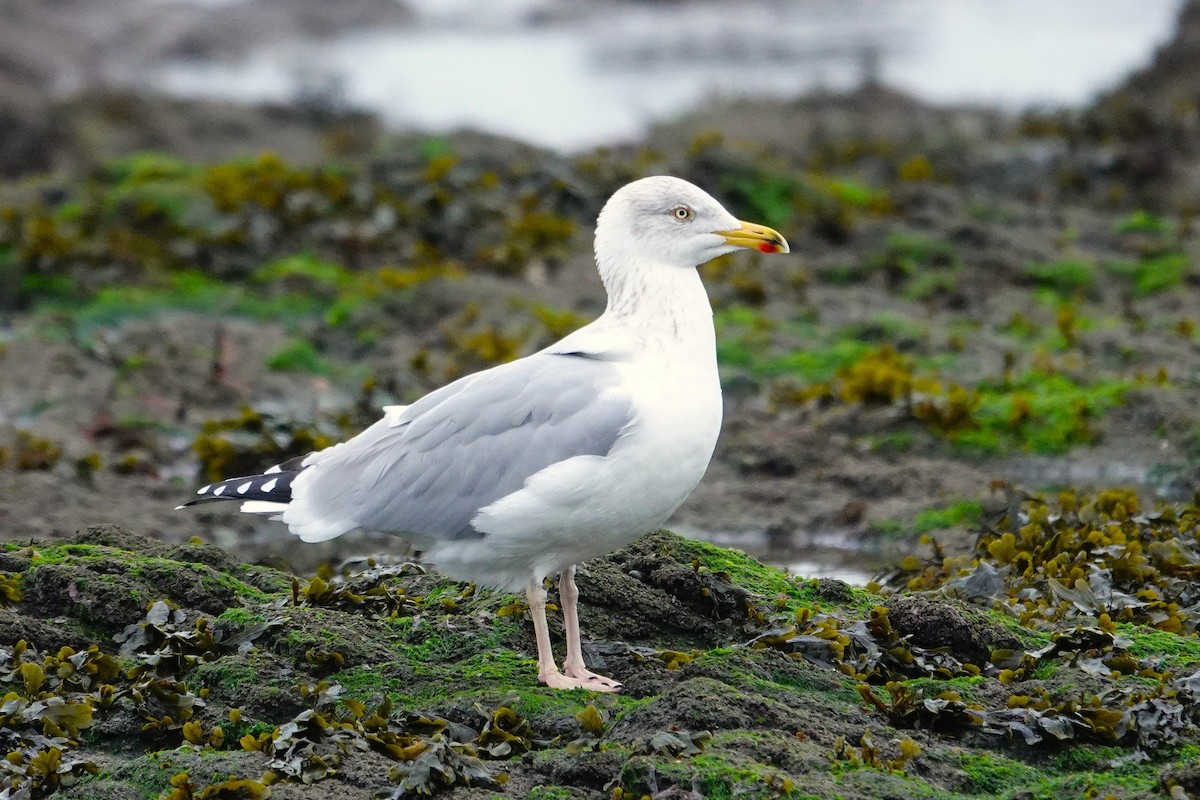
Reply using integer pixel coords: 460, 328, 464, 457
0, 511, 1195, 798
191, 406, 348, 483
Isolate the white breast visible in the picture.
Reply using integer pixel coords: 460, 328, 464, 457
608, 345, 722, 524
427, 264, 724, 590
427, 344, 719, 591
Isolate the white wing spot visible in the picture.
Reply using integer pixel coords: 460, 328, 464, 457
197, 485, 211, 495
213, 485, 226, 496
237, 482, 253, 494
261, 478, 278, 494
264, 464, 282, 474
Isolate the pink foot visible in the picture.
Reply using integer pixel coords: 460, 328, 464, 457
540, 669, 624, 692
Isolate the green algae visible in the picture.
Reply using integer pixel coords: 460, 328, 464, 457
1023, 259, 1096, 297
525, 788, 581, 800
685, 648, 861, 707
913, 500, 984, 534
32, 547, 274, 605
189, 661, 260, 693
954, 748, 1167, 799
1121, 627, 1200, 669
264, 339, 334, 375
904, 674, 988, 701
668, 535, 877, 615
874, 500, 985, 540
655, 747, 802, 800
957, 371, 1131, 455
216, 609, 266, 627
955, 752, 1045, 795
32, 271, 322, 334
1105, 252, 1189, 297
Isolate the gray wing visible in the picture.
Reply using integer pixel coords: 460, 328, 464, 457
287, 352, 632, 542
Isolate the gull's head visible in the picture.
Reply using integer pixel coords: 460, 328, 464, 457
595, 176, 789, 272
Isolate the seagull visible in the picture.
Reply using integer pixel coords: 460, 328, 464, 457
180, 176, 789, 691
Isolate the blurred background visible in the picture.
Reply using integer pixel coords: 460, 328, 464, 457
2, 0, 1200, 581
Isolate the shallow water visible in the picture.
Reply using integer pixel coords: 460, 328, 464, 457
781, 556, 877, 587
147, 0, 1183, 151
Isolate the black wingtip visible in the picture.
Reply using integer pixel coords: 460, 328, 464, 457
176, 498, 221, 510
177, 469, 302, 511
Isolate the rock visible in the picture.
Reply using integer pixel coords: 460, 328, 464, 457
885, 594, 1021, 666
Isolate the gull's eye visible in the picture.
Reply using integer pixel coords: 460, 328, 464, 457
671, 206, 693, 221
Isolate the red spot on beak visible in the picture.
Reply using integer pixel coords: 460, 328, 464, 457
758, 242, 777, 253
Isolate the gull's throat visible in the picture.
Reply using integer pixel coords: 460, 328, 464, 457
597, 253, 715, 356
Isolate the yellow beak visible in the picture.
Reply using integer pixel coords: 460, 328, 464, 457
715, 220, 790, 254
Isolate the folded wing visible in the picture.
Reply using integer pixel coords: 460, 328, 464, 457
282, 352, 633, 543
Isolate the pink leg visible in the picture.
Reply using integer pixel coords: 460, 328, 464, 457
525, 576, 622, 692
526, 580, 563, 686
559, 565, 622, 692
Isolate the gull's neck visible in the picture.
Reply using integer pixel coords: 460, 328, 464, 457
595, 250, 715, 355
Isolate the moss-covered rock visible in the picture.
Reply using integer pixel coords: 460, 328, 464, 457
0, 513, 1181, 799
